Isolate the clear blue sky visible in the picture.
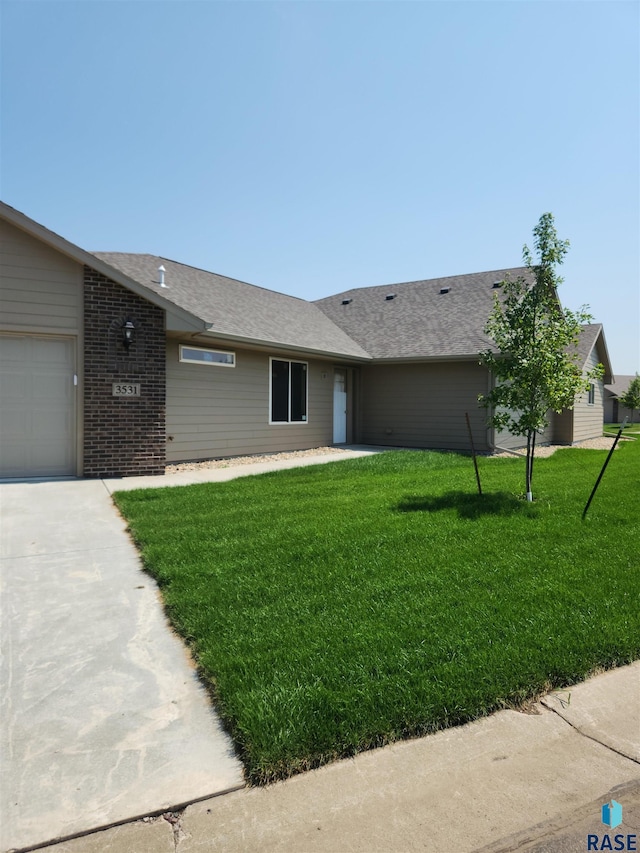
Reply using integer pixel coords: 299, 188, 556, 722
2, 1, 638, 373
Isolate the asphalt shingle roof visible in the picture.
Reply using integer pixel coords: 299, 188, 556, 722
92, 253, 371, 359
605, 374, 636, 396
314, 268, 531, 360
91, 254, 611, 372
576, 323, 603, 365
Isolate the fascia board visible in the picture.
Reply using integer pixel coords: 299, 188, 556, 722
368, 354, 488, 365
197, 327, 371, 362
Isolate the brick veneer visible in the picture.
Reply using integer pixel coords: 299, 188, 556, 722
83, 266, 166, 477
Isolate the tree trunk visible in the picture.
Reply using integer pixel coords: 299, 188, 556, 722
529, 430, 537, 492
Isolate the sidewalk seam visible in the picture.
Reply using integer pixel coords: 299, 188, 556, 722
544, 704, 639, 766
6, 784, 246, 853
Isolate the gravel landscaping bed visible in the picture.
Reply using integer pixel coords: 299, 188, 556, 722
166, 446, 351, 474
492, 436, 620, 458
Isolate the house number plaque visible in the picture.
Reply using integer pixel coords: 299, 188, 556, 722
112, 383, 141, 397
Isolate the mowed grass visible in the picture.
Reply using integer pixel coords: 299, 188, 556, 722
114, 439, 639, 783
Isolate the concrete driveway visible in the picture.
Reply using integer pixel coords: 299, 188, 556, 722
0, 479, 244, 853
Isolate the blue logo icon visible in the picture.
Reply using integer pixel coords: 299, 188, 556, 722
602, 800, 623, 829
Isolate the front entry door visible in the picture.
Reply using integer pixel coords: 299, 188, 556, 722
333, 369, 347, 444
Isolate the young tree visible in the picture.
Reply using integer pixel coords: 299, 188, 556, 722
479, 213, 602, 501
618, 374, 640, 424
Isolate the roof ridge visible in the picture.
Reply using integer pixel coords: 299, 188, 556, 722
315, 266, 530, 300
93, 251, 314, 305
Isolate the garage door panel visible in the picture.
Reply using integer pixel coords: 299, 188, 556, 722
1, 336, 28, 361
33, 372, 73, 400
31, 441, 74, 472
1, 370, 29, 401
0, 334, 76, 477
32, 410, 73, 438
1, 409, 28, 436
32, 337, 72, 365
0, 444, 28, 477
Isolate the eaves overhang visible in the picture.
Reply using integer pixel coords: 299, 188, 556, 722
0, 201, 206, 334
367, 353, 491, 365
591, 330, 614, 385
195, 326, 371, 363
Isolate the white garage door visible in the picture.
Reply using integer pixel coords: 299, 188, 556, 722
0, 334, 76, 478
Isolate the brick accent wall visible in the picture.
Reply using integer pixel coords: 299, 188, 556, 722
83, 266, 166, 477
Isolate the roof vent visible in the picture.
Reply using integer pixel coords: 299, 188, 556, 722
439, 287, 450, 294
341, 298, 352, 305
492, 281, 502, 289
385, 293, 396, 301
158, 265, 167, 287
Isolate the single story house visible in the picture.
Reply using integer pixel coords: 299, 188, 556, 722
0, 201, 613, 479
604, 375, 640, 424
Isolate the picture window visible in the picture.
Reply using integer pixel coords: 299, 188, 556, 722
270, 358, 307, 423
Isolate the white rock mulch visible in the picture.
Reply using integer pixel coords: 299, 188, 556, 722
491, 435, 623, 459
165, 446, 351, 474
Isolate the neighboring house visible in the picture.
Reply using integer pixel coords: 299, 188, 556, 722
0, 201, 614, 479
604, 375, 640, 424
315, 281, 612, 453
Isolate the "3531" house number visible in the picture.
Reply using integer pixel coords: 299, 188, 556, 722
112, 383, 141, 397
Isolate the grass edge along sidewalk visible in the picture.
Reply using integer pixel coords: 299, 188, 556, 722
113, 441, 639, 784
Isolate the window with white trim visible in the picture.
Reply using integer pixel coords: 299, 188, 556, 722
588, 383, 595, 405
270, 358, 308, 423
179, 345, 235, 367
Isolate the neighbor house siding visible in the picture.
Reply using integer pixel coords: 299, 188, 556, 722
166, 340, 334, 461
0, 218, 83, 334
359, 361, 491, 451
495, 414, 554, 450
571, 348, 605, 442
604, 389, 640, 425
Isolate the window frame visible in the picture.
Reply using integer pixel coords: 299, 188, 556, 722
179, 344, 236, 367
269, 357, 309, 424
588, 383, 595, 405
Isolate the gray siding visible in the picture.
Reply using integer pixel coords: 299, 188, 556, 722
495, 413, 554, 450
0, 219, 83, 333
604, 395, 640, 425
360, 361, 492, 451
166, 340, 335, 461
571, 348, 605, 442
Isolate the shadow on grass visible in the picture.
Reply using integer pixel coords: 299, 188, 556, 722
395, 491, 535, 519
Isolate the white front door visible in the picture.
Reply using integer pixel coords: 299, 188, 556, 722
333, 369, 347, 444
0, 334, 76, 477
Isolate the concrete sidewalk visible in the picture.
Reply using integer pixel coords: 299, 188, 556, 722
2, 447, 639, 852
37, 664, 640, 853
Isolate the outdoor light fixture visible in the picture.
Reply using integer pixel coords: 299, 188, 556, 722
122, 319, 136, 350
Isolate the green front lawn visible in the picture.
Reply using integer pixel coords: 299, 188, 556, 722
605, 422, 640, 435
114, 442, 639, 783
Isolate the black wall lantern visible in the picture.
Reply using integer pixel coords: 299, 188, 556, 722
122, 319, 136, 350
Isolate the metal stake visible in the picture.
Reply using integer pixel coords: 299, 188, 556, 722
465, 412, 482, 496
582, 419, 627, 520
